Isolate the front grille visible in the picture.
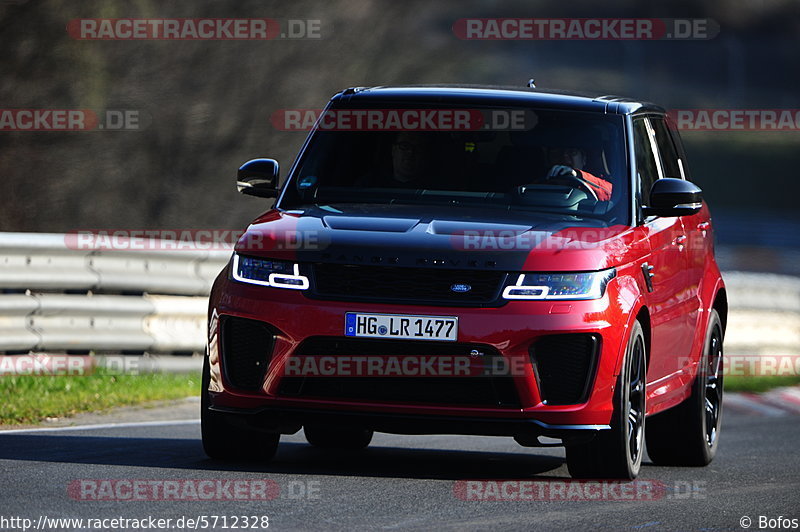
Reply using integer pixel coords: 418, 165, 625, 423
221, 317, 276, 390
278, 336, 520, 408
308, 263, 507, 306
529, 334, 599, 405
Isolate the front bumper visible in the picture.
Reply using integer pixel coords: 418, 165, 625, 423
210, 405, 609, 445
207, 272, 632, 430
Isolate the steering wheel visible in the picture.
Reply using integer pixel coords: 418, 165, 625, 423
545, 166, 600, 201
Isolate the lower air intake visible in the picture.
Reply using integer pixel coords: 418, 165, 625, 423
278, 336, 520, 408
529, 333, 599, 405
221, 316, 276, 390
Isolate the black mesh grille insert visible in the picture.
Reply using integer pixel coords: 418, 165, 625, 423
309, 263, 507, 306
529, 334, 599, 405
221, 317, 275, 390
279, 336, 520, 407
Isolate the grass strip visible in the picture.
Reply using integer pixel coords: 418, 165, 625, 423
725, 375, 800, 393
0, 368, 200, 425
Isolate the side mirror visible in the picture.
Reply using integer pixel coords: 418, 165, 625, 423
237, 158, 280, 198
642, 178, 703, 218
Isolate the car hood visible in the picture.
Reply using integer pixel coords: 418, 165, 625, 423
235, 205, 645, 272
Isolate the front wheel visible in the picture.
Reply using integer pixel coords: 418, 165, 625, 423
645, 309, 724, 466
201, 357, 280, 461
566, 319, 646, 479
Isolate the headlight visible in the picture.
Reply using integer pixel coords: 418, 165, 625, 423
502, 268, 616, 300
232, 253, 310, 290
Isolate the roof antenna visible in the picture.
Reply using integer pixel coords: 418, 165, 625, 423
527, 78, 536, 88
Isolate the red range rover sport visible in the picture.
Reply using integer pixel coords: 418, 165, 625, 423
203, 85, 726, 479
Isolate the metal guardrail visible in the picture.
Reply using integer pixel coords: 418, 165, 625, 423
0, 232, 230, 296
723, 271, 800, 313
0, 293, 210, 353
722, 271, 800, 355
1, 233, 798, 360
1, 232, 230, 355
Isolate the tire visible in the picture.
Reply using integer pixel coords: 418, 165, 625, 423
645, 309, 724, 466
304, 425, 373, 450
201, 357, 280, 461
566, 320, 647, 479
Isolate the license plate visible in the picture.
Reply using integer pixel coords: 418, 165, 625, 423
345, 313, 458, 341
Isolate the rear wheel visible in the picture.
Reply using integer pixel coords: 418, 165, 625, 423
304, 425, 373, 450
201, 357, 280, 461
645, 309, 724, 466
566, 320, 646, 479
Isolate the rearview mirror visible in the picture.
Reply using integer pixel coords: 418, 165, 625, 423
642, 178, 702, 218
237, 158, 280, 198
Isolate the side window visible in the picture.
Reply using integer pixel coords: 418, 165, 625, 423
665, 115, 691, 181
632, 118, 660, 206
650, 117, 683, 179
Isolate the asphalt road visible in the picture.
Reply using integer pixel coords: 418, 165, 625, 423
0, 399, 798, 532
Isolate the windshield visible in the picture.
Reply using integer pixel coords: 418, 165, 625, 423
279, 107, 629, 225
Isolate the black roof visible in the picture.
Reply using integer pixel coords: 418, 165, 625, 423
331, 84, 664, 115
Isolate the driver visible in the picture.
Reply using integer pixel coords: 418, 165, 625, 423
388, 131, 433, 186
545, 146, 613, 201
361, 131, 432, 188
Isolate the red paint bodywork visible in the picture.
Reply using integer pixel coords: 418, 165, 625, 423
206, 202, 726, 431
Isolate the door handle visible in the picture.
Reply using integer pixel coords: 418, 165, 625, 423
673, 235, 687, 247
697, 222, 710, 231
